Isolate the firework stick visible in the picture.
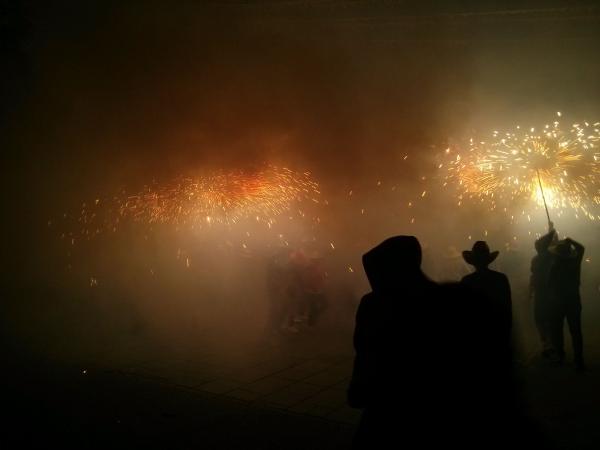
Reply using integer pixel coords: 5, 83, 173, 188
536, 169, 551, 226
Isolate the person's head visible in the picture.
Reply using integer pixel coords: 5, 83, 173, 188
362, 235, 424, 292
550, 239, 574, 259
462, 241, 499, 270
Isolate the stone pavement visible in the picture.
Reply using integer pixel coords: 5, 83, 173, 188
113, 330, 362, 428
8, 326, 360, 449
9, 314, 600, 449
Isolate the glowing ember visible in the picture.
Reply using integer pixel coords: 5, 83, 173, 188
442, 114, 600, 220
69, 165, 321, 240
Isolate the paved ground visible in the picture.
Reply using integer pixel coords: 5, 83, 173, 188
7, 323, 360, 449
112, 333, 361, 427
6, 312, 600, 449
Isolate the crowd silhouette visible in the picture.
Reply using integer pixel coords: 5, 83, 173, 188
531, 224, 586, 371
348, 230, 585, 448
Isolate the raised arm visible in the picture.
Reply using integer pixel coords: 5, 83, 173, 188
535, 223, 556, 254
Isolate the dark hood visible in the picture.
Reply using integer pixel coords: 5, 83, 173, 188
362, 236, 425, 292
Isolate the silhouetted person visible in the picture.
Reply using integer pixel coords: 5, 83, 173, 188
530, 223, 557, 358
300, 253, 327, 326
461, 241, 512, 345
348, 236, 516, 449
265, 248, 295, 334
548, 237, 585, 371
286, 249, 312, 331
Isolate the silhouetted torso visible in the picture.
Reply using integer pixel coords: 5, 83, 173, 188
531, 253, 554, 301
349, 278, 440, 409
549, 255, 583, 304
531, 230, 556, 304
461, 268, 512, 332
547, 240, 585, 368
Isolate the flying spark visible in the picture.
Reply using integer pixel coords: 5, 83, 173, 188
63, 165, 321, 240
441, 116, 600, 220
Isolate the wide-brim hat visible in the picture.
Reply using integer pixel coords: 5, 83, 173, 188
462, 241, 499, 266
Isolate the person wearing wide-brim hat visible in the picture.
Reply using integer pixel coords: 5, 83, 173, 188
460, 241, 513, 342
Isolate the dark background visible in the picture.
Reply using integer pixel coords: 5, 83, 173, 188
3, 1, 600, 448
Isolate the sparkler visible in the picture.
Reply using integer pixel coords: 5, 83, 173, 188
442, 114, 600, 222
535, 169, 551, 224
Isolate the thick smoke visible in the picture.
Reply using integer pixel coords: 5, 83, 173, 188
4, 2, 600, 366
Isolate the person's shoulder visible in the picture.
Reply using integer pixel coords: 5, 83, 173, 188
490, 269, 509, 281
460, 272, 476, 283
440, 281, 472, 296
356, 292, 376, 311
355, 292, 382, 322
359, 292, 375, 303
437, 282, 479, 314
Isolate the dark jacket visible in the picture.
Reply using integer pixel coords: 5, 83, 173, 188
348, 236, 438, 409
530, 230, 556, 302
549, 239, 585, 305
461, 268, 512, 332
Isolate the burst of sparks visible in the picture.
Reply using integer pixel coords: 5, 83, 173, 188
69, 165, 321, 239
443, 116, 600, 220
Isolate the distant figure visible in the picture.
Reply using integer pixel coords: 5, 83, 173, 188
300, 252, 327, 326
461, 241, 512, 343
348, 236, 515, 448
548, 237, 586, 371
286, 249, 311, 330
530, 223, 558, 358
265, 248, 294, 334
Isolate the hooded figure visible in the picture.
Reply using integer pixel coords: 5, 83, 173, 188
348, 236, 515, 448
530, 226, 558, 356
461, 241, 512, 339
